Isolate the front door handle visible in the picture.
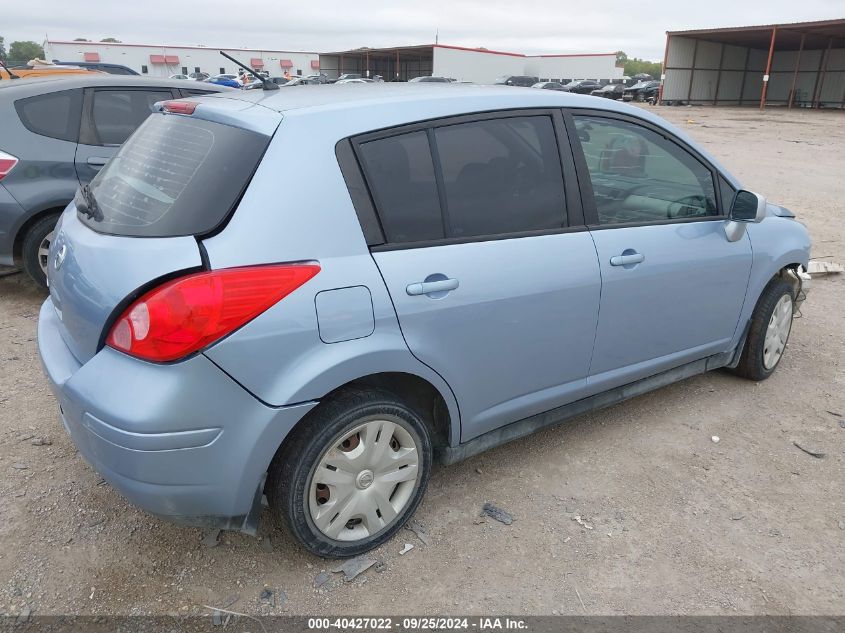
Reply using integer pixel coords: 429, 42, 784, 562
87, 157, 108, 171
610, 252, 645, 266
406, 278, 459, 296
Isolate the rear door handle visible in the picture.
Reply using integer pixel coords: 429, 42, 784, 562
406, 278, 459, 296
610, 252, 645, 266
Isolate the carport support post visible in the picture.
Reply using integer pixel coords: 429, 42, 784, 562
813, 38, 833, 109
658, 34, 671, 105
686, 38, 699, 103
713, 43, 725, 105
760, 26, 778, 110
788, 33, 806, 109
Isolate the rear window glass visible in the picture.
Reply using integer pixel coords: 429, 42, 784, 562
15, 89, 83, 142
80, 113, 270, 237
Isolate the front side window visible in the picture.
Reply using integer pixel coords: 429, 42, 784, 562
90, 89, 174, 145
573, 116, 718, 225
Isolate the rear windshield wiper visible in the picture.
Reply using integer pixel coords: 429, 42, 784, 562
76, 184, 103, 221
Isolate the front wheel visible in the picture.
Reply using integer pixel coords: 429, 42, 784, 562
267, 388, 432, 558
731, 278, 795, 381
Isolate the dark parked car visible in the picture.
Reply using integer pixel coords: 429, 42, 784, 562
494, 75, 539, 87
590, 83, 626, 100
53, 61, 139, 75
0, 75, 232, 287
532, 81, 566, 91
624, 80, 661, 102
561, 80, 602, 94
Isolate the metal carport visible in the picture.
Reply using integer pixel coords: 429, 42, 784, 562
660, 18, 845, 109
319, 46, 434, 81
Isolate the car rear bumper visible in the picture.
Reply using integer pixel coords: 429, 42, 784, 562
37, 297, 316, 531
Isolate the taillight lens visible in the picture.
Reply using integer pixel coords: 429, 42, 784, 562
107, 264, 320, 362
0, 150, 19, 181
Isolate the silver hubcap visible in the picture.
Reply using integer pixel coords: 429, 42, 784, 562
308, 419, 420, 541
763, 294, 793, 370
38, 230, 54, 276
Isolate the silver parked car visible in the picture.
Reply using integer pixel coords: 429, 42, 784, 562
0, 75, 232, 287
38, 84, 811, 557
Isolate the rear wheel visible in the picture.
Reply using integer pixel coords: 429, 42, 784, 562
267, 388, 432, 558
731, 278, 794, 381
21, 214, 60, 290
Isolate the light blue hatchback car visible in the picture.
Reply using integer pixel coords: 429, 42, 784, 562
38, 84, 811, 557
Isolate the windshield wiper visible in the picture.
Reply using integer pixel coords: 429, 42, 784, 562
76, 184, 103, 221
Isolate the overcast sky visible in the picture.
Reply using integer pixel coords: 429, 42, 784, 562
3, 0, 841, 60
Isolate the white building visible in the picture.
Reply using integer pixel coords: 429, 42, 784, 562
319, 44, 624, 83
44, 40, 320, 78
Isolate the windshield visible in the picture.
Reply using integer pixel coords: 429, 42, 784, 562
80, 113, 271, 237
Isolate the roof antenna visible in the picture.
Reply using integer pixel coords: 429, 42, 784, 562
0, 59, 21, 79
218, 50, 278, 90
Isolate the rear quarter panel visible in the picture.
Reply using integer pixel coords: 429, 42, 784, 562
200, 113, 462, 445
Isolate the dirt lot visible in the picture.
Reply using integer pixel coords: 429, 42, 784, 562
0, 105, 843, 618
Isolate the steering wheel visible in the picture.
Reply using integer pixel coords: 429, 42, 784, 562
668, 195, 707, 219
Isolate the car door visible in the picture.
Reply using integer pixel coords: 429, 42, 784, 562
355, 111, 602, 442
74, 87, 178, 184
567, 111, 752, 393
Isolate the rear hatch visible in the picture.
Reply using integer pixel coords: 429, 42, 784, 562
48, 97, 281, 364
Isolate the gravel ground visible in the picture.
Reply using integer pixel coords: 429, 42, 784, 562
0, 105, 843, 618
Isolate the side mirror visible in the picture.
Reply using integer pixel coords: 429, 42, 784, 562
730, 190, 766, 223
725, 190, 766, 242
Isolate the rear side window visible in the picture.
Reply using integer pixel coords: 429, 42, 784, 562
81, 113, 270, 237
356, 114, 567, 244
433, 117, 566, 237
14, 89, 83, 142
358, 132, 444, 243
88, 89, 174, 145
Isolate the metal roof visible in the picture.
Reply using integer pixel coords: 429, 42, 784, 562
46, 40, 319, 54
320, 44, 619, 59
667, 18, 845, 50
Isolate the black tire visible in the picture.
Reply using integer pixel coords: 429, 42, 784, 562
267, 388, 432, 558
21, 213, 60, 290
731, 278, 794, 381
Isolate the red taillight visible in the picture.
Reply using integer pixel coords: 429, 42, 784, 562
0, 150, 18, 181
161, 100, 198, 115
107, 264, 320, 362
